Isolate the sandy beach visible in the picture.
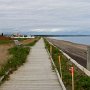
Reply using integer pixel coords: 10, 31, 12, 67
46, 38, 88, 68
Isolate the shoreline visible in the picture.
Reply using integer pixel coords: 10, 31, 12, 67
46, 38, 88, 68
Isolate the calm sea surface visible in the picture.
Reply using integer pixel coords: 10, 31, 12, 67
51, 36, 90, 45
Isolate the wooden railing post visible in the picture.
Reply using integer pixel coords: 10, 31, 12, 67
87, 46, 90, 71
50, 45, 52, 57
59, 55, 62, 80
69, 67, 74, 90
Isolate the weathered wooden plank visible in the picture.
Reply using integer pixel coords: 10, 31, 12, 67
0, 39, 62, 90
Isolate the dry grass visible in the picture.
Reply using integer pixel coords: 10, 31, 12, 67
21, 38, 35, 45
0, 44, 13, 69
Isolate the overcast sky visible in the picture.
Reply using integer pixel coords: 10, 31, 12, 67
0, 0, 90, 34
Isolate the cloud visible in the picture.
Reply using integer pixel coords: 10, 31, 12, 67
0, 0, 90, 34
31, 28, 62, 32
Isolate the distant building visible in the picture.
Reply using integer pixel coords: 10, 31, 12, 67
11, 33, 35, 38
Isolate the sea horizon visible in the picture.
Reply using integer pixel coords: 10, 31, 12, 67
51, 36, 90, 45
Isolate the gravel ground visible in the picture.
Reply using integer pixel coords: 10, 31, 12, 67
46, 38, 88, 68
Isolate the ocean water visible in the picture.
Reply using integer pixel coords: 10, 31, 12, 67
51, 36, 90, 45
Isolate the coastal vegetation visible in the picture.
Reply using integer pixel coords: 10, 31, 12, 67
44, 38, 90, 90
25, 37, 40, 46
0, 40, 13, 45
0, 46, 30, 85
0, 37, 39, 85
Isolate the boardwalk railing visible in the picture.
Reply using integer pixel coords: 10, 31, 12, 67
45, 41, 66, 90
46, 39, 90, 76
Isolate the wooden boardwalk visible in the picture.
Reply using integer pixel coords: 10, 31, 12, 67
0, 39, 62, 90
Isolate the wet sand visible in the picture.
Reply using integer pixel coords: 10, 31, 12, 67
46, 38, 88, 68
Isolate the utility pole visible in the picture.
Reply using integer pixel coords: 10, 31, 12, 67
2, 33, 3, 36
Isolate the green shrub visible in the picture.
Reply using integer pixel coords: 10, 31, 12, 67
0, 46, 30, 77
